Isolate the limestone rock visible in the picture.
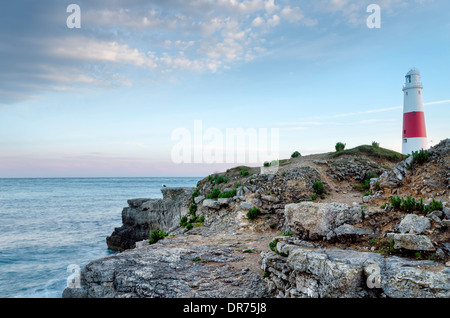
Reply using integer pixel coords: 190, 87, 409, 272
387, 233, 435, 251
63, 241, 269, 298
106, 187, 195, 252
398, 214, 431, 234
332, 224, 375, 243
202, 199, 221, 210
261, 242, 450, 298
284, 202, 363, 240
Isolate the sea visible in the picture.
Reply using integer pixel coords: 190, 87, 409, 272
0, 177, 202, 298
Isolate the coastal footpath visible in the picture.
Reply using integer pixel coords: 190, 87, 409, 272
63, 139, 450, 298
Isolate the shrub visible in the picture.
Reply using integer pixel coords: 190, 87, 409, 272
291, 151, 301, 158
149, 229, 168, 245
210, 174, 228, 185
207, 188, 221, 199
191, 190, 199, 202
411, 149, 428, 165
400, 196, 423, 213
372, 141, 380, 149
218, 188, 236, 198
180, 216, 188, 227
185, 223, 193, 230
189, 203, 197, 215
335, 142, 346, 152
240, 169, 250, 176
423, 199, 443, 214
310, 194, 317, 201
390, 196, 402, 209
247, 207, 261, 220
313, 181, 325, 195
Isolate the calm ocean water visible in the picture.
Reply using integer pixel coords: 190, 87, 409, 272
0, 177, 201, 298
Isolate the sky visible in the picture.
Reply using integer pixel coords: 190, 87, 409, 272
0, 0, 449, 178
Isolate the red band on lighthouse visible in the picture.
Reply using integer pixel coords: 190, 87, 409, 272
402, 111, 427, 138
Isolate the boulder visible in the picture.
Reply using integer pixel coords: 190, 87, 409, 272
239, 202, 254, 211
398, 214, 431, 234
331, 224, 375, 243
387, 233, 435, 251
202, 199, 221, 210
284, 202, 363, 240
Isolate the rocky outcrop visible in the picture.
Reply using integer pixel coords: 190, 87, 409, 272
261, 237, 450, 298
63, 140, 450, 299
106, 187, 195, 251
63, 230, 270, 298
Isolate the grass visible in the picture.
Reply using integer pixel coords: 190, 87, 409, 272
330, 144, 404, 162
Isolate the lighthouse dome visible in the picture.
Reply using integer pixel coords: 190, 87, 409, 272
406, 68, 420, 76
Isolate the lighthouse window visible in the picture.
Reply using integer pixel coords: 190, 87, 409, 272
418, 91, 421, 94
405, 92, 408, 95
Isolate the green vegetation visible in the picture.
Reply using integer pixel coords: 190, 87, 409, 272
423, 198, 443, 214
353, 171, 378, 193
370, 237, 395, 255
240, 168, 250, 176
180, 216, 188, 227
207, 183, 241, 199
411, 149, 429, 165
247, 207, 261, 220
283, 231, 293, 236
335, 142, 346, 152
149, 229, 168, 245
207, 188, 221, 199
330, 144, 403, 162
269, 238, 289, 257
218, 188, 236, 198
291, 151, 301, 158
189, 203, 197, 215
390, 196, 443, 214
312, 181, 325, 195
191, 190, 199, 201
208, 174, 229, 185
372, 141, 380, 149
263, 161, 270, 167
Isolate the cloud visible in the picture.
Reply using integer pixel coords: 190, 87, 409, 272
5, 0, 410, 104
277, 99, 450, 128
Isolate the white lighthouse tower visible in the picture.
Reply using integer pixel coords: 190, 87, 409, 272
402, 68, 428, 155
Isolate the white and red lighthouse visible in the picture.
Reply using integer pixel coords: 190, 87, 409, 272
402, 68, 428, 154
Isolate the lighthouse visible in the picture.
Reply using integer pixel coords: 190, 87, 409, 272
402, 68, 428, 154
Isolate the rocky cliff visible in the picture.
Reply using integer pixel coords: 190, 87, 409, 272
63, 139, 450, 298
106, 187, 195, 251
